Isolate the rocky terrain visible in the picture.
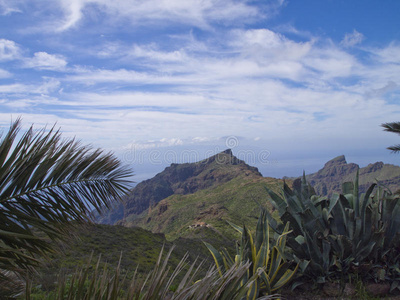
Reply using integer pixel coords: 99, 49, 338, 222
123, 149, 261, 217
97, 149, 285, 242
97, 152, 400, 241
305, 155, 400, 196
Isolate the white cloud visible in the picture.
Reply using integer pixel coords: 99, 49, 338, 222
0, 98, 36, 108
303, 46, 358, 79
23, 52, 67, 71
97, 41, 123, 58
67, 68, 165, 84
46, 0, 271, 31
371, 43, 400, 64
58, 0, 84, 31
340, 29, 364, 48
0, 78, 60, 94
0, 39, 21, 61
131, 44, 187, 62
1, 7, 400, 168
0, 0, 22, 15
126, 138, 185, 150
0, 68, 11, 78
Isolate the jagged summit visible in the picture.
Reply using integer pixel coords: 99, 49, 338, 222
306, 155, 400, 196
324, 155, 347, 168
222, 148, 232, 155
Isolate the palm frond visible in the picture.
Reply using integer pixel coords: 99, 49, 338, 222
382, 122, 400, 135
388, 144, 400, 153
0, 118, 134, 281
381, 122, 400, 153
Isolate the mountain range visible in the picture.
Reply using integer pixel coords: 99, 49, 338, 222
97, 150, 400, 243
304, 155, 400, 196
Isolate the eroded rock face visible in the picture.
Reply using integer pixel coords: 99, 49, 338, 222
305, 155, 400, 196
306, 155, 358, 196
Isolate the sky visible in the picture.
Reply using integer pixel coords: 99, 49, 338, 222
1, 0, 400, 182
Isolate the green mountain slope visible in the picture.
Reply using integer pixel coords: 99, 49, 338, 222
94, 149, 287, 242
34, 224, 212, 293
122, 149, 262, 217
124, 172, 285, 241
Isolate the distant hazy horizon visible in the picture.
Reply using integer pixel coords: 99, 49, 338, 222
125, 144, 400, 184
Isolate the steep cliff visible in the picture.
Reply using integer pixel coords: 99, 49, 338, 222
305, 155, 400, 196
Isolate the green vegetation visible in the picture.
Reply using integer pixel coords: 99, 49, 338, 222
0, 119, 133, 297
130, 175, 285, 242
205, 209, 299, 299
28, 246, 273, 300
29, 224, 210, 293
266, 171, 400, 295
3, 120, 400, 298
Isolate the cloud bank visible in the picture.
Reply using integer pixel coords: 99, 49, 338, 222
1, 0, 400, 178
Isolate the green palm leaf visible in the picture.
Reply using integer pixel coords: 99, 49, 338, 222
0, 118, 133, 282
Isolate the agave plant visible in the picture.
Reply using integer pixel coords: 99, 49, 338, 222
265, 173, 335, 284
266, 170, 400, 292
365, 184, 400, 291
327, 171, 384, 277
0, 119, 133, 290
204, 209, 299, 299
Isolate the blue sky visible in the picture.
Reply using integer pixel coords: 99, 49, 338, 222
1, 0, 400, 182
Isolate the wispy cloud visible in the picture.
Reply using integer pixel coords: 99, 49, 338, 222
340, 29, 364, 48
0, 0, 22, 15
23, 52, 67, 71
0, 39, 22, 61
1, 0, 400, 178
0, 68, 11, 78
371, 43, 400, 64
44, 0, 272, 32
0, 78, 60, 94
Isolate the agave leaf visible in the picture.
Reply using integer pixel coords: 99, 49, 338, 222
221, 248, 234, 268
265, 187, 287, 217
361, 183, 376, 234
342, 181, 354, 196
286, 194, 303, 216
247, 278, 259, 300
384, 198, 400, 246
271, 263, 299, 291
328, 193, 340, 214
204, 242, 227, 276
354, 169, 360, 206
227, 220, 244, 235
322, 240, 331, 272
255, 211, 265, 252
330, 195, 348, 235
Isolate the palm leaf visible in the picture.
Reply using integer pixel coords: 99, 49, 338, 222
0, 118, 133, 282
382, 122, 400, 152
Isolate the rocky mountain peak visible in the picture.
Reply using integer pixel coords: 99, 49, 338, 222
122, 149, 262, 218
361, 161, 384, 174
324, 155, 347, 168
306, 155, 400, 196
